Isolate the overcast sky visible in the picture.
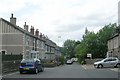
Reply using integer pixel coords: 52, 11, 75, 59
0, 0, 119, 47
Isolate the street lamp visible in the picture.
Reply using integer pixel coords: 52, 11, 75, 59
58, 36, 61, 46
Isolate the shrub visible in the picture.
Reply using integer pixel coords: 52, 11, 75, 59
59, 56, 65, 65
81, 60, 86, 65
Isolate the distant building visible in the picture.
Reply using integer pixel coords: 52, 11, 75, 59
107, 1, 120, 59
0, 14, 61, 60
107, 33, 120, 59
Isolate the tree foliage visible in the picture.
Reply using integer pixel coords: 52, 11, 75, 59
63, 39, 76, 58
75, 23, 117, 59
62, 23, 117, 61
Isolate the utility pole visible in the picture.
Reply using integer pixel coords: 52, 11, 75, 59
58, 36, 61, 46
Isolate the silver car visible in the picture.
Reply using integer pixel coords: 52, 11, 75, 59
94, 57, 120, 68
66, 59, 73, 64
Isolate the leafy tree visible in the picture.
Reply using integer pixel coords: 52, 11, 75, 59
63, 39, 76, 58
75, 31, 97, 59
74, 23, 117, 60
96, 23, 116, 58
62, 23, 117, 62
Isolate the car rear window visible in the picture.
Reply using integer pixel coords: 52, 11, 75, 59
21, 63, 34, 67
21, 59, 34, 63
21, 59, 35, 67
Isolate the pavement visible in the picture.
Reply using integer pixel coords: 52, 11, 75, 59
81, 64, 94, 70
82, 64, 120, 72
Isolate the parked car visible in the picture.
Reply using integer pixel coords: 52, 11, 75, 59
71, 58, 78, 62
94, 57, 120, 68
19, 58, 44, 74
66, 59, 73, 64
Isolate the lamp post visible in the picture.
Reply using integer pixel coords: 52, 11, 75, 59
58, 36, 61, 46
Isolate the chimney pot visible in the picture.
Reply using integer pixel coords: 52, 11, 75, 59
25, 22, 26, 25
35, 29, 39, 37
24, 22, 29, 31
40, 33, 42, 38
10, 13, 16, 25
11, 13, 13, 18
30, 26, 34, 35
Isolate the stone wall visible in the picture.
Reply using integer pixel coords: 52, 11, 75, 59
2, 60, 21, 74
85, 58, 103, 64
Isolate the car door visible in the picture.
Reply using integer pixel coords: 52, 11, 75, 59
103, 58, 111, 67
109, 58, 117, 67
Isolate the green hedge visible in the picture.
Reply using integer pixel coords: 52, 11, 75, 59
59, 56, 64, 65
2, 54, 22, 61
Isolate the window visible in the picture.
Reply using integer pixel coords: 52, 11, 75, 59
37, 40, 39, 47
104, 59, 112, 62
45, 45, 47, 52
26, 36, 30, 46
111, 58, 116, 61
33, 38, 35, 50
31, 53, 36, 58
41, 41, 44, 49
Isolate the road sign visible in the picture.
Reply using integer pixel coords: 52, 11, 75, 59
87, 53, 92, 58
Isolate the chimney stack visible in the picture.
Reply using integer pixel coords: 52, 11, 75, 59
40, 33, 42, 38
10, 13, 16, 25
30, 26, 34, 35
24, 22, 29, 31
35, 29, 39, 37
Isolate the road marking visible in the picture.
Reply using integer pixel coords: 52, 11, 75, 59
110, 68, 120, 72
0, 76, 2, 80
3, 72, 19, 77
82, 65, 94, 70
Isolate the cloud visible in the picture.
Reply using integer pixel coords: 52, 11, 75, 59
0, 0, 119, 46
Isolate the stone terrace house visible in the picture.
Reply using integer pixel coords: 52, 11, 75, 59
107, 33, 120, 59
107, 1, 120, 59
0, 14, 61, 60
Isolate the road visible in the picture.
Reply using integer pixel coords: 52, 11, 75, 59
2, 62, 120, 79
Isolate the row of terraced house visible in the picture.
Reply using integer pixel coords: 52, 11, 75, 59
0, 14, 61, 61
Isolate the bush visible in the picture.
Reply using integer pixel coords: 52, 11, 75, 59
59, 56, 64, 65
81, 60, 86, 65
78, 55, 86, 64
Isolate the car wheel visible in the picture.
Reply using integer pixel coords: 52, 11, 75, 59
34, 68, 38, 74
116, 64, 120, 68
98, 64, 103, 68
20, 71, 23, 74
41, 67, 44, 72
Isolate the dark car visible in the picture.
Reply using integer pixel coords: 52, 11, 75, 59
19, 58, 44, 74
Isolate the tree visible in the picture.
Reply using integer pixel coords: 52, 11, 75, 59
75, 31, 97, 59
74, 23, 117, 60
63, 39, 76, 58
96, 23, 116, 58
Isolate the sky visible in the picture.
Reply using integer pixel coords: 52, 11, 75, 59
0, 0, 119, 47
